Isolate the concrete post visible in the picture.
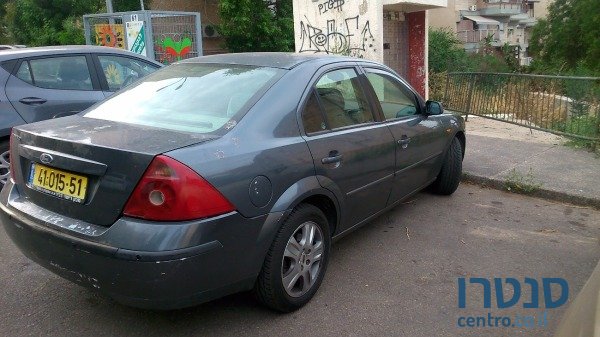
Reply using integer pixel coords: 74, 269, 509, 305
105, 0, 114, 13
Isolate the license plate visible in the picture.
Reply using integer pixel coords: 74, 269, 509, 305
28, 163, 88, 203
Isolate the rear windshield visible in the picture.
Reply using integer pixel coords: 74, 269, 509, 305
85, 63, 284, 134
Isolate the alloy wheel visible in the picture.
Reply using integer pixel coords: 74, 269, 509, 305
0, 150, 9, 187
281, 221, 324, 298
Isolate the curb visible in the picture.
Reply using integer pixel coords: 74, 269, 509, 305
462, 172, 600, 210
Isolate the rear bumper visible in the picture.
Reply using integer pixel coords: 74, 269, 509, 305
0, 181, 289, 309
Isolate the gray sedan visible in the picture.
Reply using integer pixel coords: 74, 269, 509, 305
0, 46, 163, 189
0, 53, 465, 311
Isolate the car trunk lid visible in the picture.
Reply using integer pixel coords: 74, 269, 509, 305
10, 115, 217, 226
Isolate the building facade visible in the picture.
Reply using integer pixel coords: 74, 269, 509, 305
429, 0, 550, 65
293, 0, 448, 98
150, 0, 449, 98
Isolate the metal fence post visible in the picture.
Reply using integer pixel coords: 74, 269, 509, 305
195, 13, 203, 57
144, 11, 156, 61
464, 73, 476, 122
595, 108, 600, 153
443, 73, 450, 105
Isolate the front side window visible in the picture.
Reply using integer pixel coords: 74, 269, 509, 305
315, 68, 374, 129
365, 71, 418, 120
85, 63, 284, 134
17, 56, 93, 90
98, 55, 158, 91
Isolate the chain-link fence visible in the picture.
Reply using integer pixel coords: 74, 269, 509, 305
83, 11, 202, 65
437, 72, 600, 143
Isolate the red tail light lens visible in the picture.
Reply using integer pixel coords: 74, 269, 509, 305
123, 155, 234, 221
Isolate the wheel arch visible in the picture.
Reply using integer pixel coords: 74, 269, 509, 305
298, 194, 338, 237
270, 176, 341, 237
250, 177, 341, 283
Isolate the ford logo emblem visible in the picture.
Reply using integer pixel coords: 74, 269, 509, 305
40, 153, 53, 164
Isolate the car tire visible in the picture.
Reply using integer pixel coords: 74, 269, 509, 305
0, 140, 9, 191
254, 204, 331, 312
431, 137, 462, 195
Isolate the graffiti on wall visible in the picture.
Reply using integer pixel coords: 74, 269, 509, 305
317, 0, 345, 15
94, 24, 125, 49
154, 35, 193, 65
298, 15, 376, 58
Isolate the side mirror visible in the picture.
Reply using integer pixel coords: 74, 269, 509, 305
426, 100, 444, 115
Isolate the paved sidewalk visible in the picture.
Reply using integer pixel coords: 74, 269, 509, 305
461, 116, 600, 209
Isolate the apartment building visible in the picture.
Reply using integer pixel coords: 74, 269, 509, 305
429, 0, 550, 65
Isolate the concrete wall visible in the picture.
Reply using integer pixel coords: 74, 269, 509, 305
293, 0, 383, 62
428, 0, 459, 31
383, 0, 446, 7
533, 0, 551, 19
293, 0, 435, 97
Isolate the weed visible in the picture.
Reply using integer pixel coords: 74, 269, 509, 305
504, 168, 543, 194
564, 138, 600, 154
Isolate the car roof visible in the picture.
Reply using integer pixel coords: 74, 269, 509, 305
0, 45, 161, 65
180, 52, 371, 70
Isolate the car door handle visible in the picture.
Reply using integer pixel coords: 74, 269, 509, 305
398, 138, 411, 145
398, 135, 411, 148
19, 97, 47, 105
321, 152, 343, 164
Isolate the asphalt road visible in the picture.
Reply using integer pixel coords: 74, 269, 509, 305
1, 183, 599, 337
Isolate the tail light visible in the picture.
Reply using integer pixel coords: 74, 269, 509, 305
9, 130, 15, 182
123, 155, 234, 221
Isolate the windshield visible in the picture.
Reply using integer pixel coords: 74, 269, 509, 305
85, 63, 284, 134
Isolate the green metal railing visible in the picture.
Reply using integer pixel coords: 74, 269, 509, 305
438, 72, 600, 142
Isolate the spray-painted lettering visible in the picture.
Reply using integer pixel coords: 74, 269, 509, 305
298, 16, 376, 58
318, 0, 345, 15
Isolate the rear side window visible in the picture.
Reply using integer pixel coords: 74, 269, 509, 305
98, 55, 159, 91
302, 91, 326, 134
85, 63, 285, 134
16, 61, 33, 84
16, 56, 93, 90
315, 68, 374, 129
